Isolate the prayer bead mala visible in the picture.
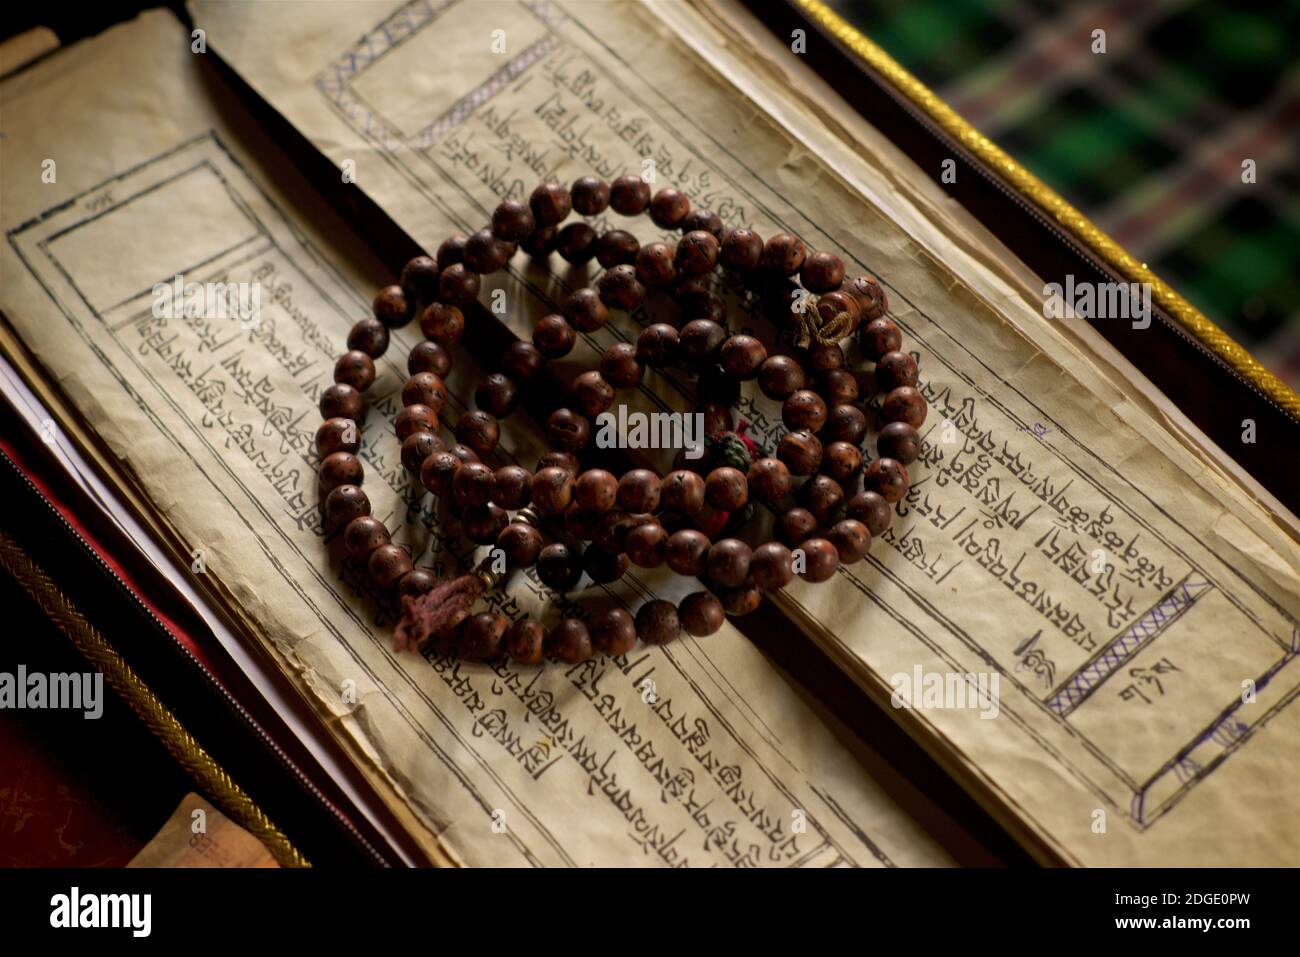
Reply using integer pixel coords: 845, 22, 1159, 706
317, 176, 927, 663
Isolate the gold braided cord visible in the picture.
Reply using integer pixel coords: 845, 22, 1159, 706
794, 0, 1300, 421
0, 531, 309, 868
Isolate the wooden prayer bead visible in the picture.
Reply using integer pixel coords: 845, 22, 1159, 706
408, 339, 451, 378
650, 187, 691, 228
821, 368, 860, 406
492, 465, 533, 510
679, 591, 726, 636
822, 441, 863, 483
858, 317, 901, 361
501, 340, 544, 382
556, 222, 597, 263
368, 543, 412, 589
344, 515, 389, 557
777, 507, 818, 546
594, 510, 641, 554
679, 319, 726, 364
878, 421, 921, 463
717, 583, 762, 616
681, 208, 723, 237
796, 537, 839, 583
564, 287, 609, 333
827, 519, 871, 565
705, 466, 748, 511
400, 256, 440, 303
317, 417, 360, 457
492, 199, 536, 243
675, 230, 720, 276
521, 226, 557, 258
597, 264, 646, 311
507, 619, 546, 664
750, 542, 794, 590
783, 389, 828, 432
610, 174, 651, 215
420, 450, 460, 498
575, 469, 619, 512
398, 569, 437, 600
701, 402, 732, 436
394, 404, 435, 441
437, 263, 480, 305
475, 373, 519, 418
449, 444, 480, 466
626, 522, 668, 568
758, 354, 807, 400
747, 457, 791, 502
546, 407, 591, 452
347, 317, 389, 358
320, 382, 363, 421
571, 370, 615, 418
320, 451, 363, 491
530, 181, 572, 226
600, 342, 643, 388
778, 429, 823, 476
537, 543, 583, 592
761, 234, 807, 275
665, 529, 711, 576
847, 276, 888, 321
373, 285, 410, 327
571, 176, 610, 216
876, 350, 919, 391
636, 323, 680, 367
531, 466, 575, 515
635, 241, 677, 287
680, 288, 726, 325
583, 545, 629, 583
460, 612, 508, 660
452, 461, 495, 508
636, 600, 681, 645
801, 251, 845, 293
719, 334, 767, 379
816, 290, 862, 331
720, 227, 764, 271
801, 474, 844, 525
706, 538, 751, 588
880, 386, 928, 428
595, 228, 639, 269
419, 302, 465, 345
660, 469, 706, 515
547, 618, 593, 663
823, 404, 867, 444
807, 342, 845, 373
863, 457, 909, 503
464, 228, 514, 274
402, 372, 448, 411
537, 451, 579, 475
436, 235, 467, 270
533, 314, 577, 358
617, 469, 661, 513
401, 431, 442, 474
590, 607, 638, 656
454, 410, 499, 457
846, 489, 892, 535
323, 483, 368, 530
462, 504, 508, 545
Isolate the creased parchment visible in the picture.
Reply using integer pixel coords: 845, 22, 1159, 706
0, 10, 960, 867
184, 0, 1300, 865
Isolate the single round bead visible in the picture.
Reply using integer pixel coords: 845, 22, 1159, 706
681, 208, 723, 237
801, 251, 845, 294
778, 429, 823, 476
747, 457, 791, 502
556, 222, 597, 264
701, 402, 732, 436
679, 591, 725, 637
400, 256, 440, 304
649, 187, 690, 228
343, 514, 387, 561
827, 519, 872, 565
537, 450, 579, 475
401, 431, 442, 474
680, 287, 726, 324
420, 450, 460, 498
590, 607, 637, 656
634, 241, 677, 287
876, 351, 919, 391
547, 618, 592, 663
750, 542, 794, 590
452, 461, 495, 508
802, 473, 845, 525
462, 504, 509, 545
636, 600, 682, 645
436, 235, 467, 270
320, 451, 363, 492
373, 285, 410, 327
317, 417, 360, 457
821, 368, 861, 406
782, 389, 828, 432
570, 370, 615, 419
402, 372, 448, 411
533, 314, 577, 358
597, 264, 646, 311
878, 421, 921, 464
475, 373, 519, 418
636, 323, 680, 367
675, 230, 719, 276
583, 546, 629, 584
757, 354, 806, 400
464, 228, 514, 274
719, 334, 767, 380
575, 468, 619, 512
600, 342, 643, 389
665, 529, 711, 576
847, 276, 889, 322
679, 319, 726, 365
347, 317, 389, 358
846, 489, 892, 536
717, 584, 762, 616
795, 538, 839, 582
460, 612, 509, 660
660, 470, 706, 514
762, 234, 807, 275
419, 302, 465, 345
706, 538, 751, 588
822, 441, 863, 483
625, 522, 668, 568
594, 229, 639, 269
437, 264, 480, 306
609, 174, 651, 215
823, 404, 868, 445
808, 342, 845, 373
394, 403, 437, 441
449, 444, 480, 466
777, 507, 818, 547
546, 408, 591, 452
398, 568, 437, 600
864, 457, 910, 503
531, 466, 575, 515
501, 340, 544, 381
492, 465, 533, 509
536, 543, 583, 592
455, 410, 499, 457
320, 383, 363, 421
492, 199, 536, 243
563, 287, 609, 333
571, 176, 610, 216
617, 469, 661, 513
368, 543, 412, 589
858, 316, 902, 361
530, 181, 572, 226
880, 386, 928, 428
720, 227, 764, 271
816, 290, 862, 333
506, 619, 546, 664
594, 509, 640, 554
521, 226, 557, 258
409, 339, 451, 378
323, 484, 369, 531
705, 467, 748, 511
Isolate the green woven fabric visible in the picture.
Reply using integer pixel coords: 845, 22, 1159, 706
830, 0, 1300, 389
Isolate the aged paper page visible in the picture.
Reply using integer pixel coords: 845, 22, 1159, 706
0, 11, 957, 867
189, 0, 1300, 864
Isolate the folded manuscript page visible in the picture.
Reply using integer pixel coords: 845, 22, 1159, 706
189, 0, 1300, 865
0, 10, 958, 867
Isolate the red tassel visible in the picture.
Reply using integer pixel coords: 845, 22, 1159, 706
394, 573, 485, 652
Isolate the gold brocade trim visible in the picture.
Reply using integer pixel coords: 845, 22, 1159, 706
794, 0, 1300, 421
0, 531, 309, 868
